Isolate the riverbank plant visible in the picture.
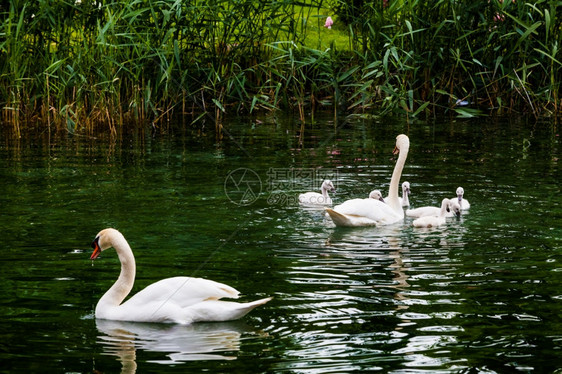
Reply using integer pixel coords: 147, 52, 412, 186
0, 0, 560, 135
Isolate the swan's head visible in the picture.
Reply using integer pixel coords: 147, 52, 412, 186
321, 180, 336, 192
369, 190, 384, 202
456, 187, 465, 202
402, 181, 411, 195
447, 199, 462, 218
393, 134, 410, 155
90, 228, 124, 260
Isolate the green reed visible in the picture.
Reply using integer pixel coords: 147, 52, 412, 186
338, 0, 562, 118
0, 0, 560, 134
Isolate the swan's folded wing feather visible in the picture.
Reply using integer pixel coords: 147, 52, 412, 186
330, 198, 402, 225
189, 297, 273, 323
123, 276, 240, 310
325, 208, 378, 227
405, 206, 440, 218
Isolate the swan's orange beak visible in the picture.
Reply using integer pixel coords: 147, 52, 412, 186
90, 238, 101, 260
393, 145, 399, 155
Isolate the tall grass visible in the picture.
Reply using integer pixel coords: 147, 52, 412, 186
0, 0, 560, 135
337, 0, 562, 118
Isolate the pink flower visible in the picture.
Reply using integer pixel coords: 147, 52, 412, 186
324, 16, 333, 29
494, 12, 505, 22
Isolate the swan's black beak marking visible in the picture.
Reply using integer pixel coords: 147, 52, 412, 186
90, 237, 101, 260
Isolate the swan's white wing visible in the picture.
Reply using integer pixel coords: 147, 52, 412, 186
334, 198, 402, 223
99, 278, 268, 324
188, 297, 273, 323
124, 277, 240, 310
325, 208, 378, 227
326, 198, 403, 227
405, 206, 440, 218
412, 215, 446, 228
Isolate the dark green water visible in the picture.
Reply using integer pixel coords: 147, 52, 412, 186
1, 116, 560, 373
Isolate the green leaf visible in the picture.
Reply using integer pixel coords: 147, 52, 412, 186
212, 99, 225, 112
413, 102, 430, 117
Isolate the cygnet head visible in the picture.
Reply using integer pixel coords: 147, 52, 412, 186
321, 180, 336, 192
402, 181, 411, 195
447, 199, 462, 217
456, 187, 465, 202
90, 228, 124, 259
369, 190, 385, 202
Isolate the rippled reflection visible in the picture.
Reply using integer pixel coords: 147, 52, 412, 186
95, 319, 259, 372
269, 205, 483, 372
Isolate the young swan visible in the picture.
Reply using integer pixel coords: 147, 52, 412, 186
406, 195, 459, 218
368, 189, 385, 202
454, 187, 471, 210
299, 179, 336, 206
90, 228, 272, 324
412, 199, 461, 228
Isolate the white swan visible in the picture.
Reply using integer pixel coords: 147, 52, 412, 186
454, 187, 471, 210
325, 134, 409, 227
385, 181, 410, 207
299, 179, 335, 206
406, 196, 456, 218
368, 190, 385, 202
412, 198, 461, 228
90, 228, 272, 324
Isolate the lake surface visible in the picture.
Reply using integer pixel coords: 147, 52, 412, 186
0, 115, 560, 373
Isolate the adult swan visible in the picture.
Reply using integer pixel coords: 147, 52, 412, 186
90, 228, 272, 324
325, 134, 410, 227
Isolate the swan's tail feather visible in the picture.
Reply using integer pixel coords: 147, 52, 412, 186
325, 208, 379, 227
189, 297, 273, 323
245, 297, 273, 308
325, 208, 351, 227
230, 297, 273, 320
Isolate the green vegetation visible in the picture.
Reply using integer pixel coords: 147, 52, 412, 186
1, 0, 561, 135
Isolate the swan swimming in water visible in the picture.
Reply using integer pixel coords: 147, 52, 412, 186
299, 179, 336, 206
412, 198, 461, 228
454, 186, 470, 210
406, 196, 460, 218
325, 134, 410, 227
90, 228, 272, 324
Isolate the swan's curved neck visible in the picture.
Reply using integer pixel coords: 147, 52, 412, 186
440, 201, 449, 216
321, 186, 330, 199
388, 147, 409, 211
96, 235, 136, 311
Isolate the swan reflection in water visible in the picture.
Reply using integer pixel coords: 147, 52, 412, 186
95, 318, 262, 372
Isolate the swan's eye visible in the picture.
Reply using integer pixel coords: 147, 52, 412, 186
91, 237, 100, 249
